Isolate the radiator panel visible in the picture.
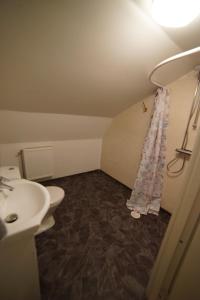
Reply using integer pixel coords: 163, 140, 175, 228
22, 146, 53, 180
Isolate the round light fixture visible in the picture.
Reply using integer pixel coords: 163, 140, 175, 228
152, 0, 200, 28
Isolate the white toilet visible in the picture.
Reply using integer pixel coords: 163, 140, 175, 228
37, 185, 65, 235
0, 166, 65, 235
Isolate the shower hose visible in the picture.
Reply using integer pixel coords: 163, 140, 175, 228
167, 72, 200, 175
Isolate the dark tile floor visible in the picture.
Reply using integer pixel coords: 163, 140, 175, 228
36, 170, 170, 300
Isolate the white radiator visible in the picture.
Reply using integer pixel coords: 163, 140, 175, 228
22, 146, 53, 181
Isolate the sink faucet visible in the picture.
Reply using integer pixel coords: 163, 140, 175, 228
0, 176, 14, 191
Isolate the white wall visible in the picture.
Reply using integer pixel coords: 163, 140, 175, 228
0, 110, 111, 178
0, 139, 102, 179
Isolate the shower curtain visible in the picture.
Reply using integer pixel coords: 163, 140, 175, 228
127, 87, 169, 216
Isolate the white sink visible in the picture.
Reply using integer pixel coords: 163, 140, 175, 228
0, 179, 50, 239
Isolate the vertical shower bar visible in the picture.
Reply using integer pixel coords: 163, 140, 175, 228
192, 72, 200, 129
181, 76, 200, 149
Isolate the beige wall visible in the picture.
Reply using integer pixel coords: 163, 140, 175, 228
101, 71, 198, 213
168, 219, 200, 300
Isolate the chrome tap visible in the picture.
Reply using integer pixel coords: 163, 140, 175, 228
0, 176, 14, 191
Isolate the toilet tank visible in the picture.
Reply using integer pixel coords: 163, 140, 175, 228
0, 166, 21, 180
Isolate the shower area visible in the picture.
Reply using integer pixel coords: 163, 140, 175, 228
101, 47, 200, 215
101, 47, 200, 299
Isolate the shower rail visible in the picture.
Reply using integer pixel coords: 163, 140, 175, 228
149, 46, 200, 89
149, 46, 200, 174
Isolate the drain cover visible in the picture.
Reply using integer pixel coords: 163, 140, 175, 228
5, 213, 18, 223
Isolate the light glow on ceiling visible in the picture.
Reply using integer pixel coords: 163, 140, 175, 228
152, 0, 200, 28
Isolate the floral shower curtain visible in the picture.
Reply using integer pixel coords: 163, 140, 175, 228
126, 87, 169, 217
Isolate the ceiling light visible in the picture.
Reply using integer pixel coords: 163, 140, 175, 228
152, 0, 200, 28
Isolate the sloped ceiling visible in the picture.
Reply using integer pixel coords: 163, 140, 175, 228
0, 110, 111, 143
0, 0, 200, 117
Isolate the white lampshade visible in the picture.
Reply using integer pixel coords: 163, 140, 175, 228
152, 0, 200, 28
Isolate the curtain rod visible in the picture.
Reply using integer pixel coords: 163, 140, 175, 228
149, 46, 200, 89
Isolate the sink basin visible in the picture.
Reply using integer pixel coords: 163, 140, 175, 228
0, 179, 50, 239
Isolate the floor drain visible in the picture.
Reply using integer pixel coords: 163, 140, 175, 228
5, 213, 18, 223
